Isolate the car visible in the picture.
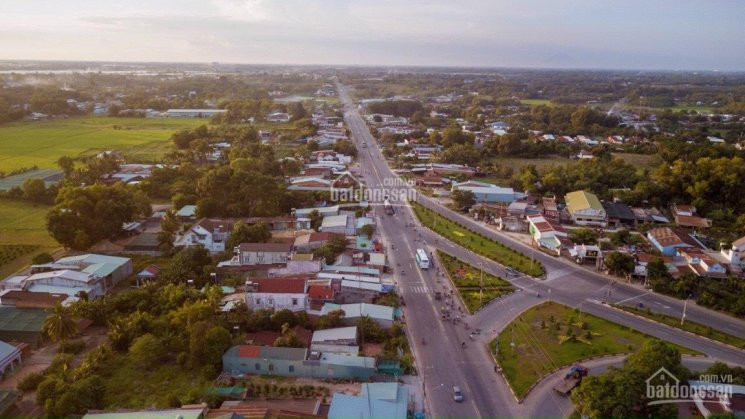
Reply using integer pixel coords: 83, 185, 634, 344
362, 143, 368, 148
453, 386, 464, 402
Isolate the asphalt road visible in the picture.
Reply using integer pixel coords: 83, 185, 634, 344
336, 82, 745, 418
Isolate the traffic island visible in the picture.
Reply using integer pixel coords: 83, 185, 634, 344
436, 250, 514, 314
489, 301, 698, 400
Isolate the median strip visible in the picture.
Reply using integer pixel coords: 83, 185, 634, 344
411, 201, 544, 277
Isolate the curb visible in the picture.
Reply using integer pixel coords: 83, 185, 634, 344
607, 303, 745, 354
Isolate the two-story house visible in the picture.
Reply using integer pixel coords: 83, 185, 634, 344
175, 218, 236, 253
245, 277, 308, 312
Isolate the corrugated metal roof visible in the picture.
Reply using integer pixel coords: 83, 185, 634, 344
565, 190, 603, 213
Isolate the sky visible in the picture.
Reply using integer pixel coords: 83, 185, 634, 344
1, 0, 744, 71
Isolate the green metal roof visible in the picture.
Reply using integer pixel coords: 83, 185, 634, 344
0, 307, 47, 332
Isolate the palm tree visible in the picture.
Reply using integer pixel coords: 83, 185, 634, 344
43, 302, 78, 343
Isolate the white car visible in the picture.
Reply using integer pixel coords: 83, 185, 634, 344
453, 386, 464, 402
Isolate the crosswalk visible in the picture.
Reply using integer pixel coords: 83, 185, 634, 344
405, 285, 430, 294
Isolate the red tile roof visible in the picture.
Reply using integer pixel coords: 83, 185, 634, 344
239, 345, 262, 358
308, 284, 334, 300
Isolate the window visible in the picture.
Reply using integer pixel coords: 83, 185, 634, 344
268, 363, 274, 371
292, 298, 298, 306
255, 298, 261, 305
268, 298, 274, 305
289, 365, 295, 372
254, 363, 260, 371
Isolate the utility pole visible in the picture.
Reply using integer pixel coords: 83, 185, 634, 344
681, 295, 690, 325
479, 262, 484, 306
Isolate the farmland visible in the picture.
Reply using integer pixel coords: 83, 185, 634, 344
0, 199, 59, 278
0, 117, 206, 171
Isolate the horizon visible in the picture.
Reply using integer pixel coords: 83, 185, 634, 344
2, 0, 744, 72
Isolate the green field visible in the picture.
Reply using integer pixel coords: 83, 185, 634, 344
0, 199, 59, 278
491, 301, 697, 398
614, 304, 745, 349
438, 250, 514, 313
411, 202, 544, 277
0, 117, 205, 171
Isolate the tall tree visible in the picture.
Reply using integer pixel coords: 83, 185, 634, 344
43, 302, 78, 343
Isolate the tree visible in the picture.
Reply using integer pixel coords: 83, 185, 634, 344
47, 184, 151, 250
569, 227, 599, 245
158, 209, 179, 255
289, 102, 308, 121
22, 178, 48, 203
360, 224, 375, 238
226, 221, 271, 250
274, 322, 304, 348
356, 316, 386, 343
57, 156, 74, 178
202, 325, 232, 368
308, 210, 323, 231
31, 252, 54, 265
317, 309, 345, 329
129, 333, 164, 368
160, 247, 213, 287
43, 302, 78, 342
452, 189, 476, 209
604, 251, 635, 277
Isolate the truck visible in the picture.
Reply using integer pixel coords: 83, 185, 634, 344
384, 199, 395, 215
553, 365, 589, 396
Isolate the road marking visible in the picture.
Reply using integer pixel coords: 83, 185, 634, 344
614, 291, 652, 305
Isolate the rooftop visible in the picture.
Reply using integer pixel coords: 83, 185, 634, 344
312, 326, 358, 343
565, 190, 604, 213
238, 242, 293, 253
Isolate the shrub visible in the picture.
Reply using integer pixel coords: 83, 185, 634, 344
59, 338, 86, 354
18, 372, 46, 392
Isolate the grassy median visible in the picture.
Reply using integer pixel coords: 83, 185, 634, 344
491, 301, 698, 399
437, 250, 514, 313
411, 202, 544, 277
614, 304, 745, 349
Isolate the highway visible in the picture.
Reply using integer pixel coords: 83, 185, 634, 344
337, 82, 745, 417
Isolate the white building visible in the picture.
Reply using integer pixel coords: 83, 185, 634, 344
245, 277, 308, 312
174, 218, 235, 253
722, 236, 745, 272
235, 242, 293, 266
165, 109, 226, 118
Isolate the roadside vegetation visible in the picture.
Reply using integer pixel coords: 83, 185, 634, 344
614, 304, 745, 349
437, 250, 514, 313
411, 202, 544, 277
490, 301, 697, 398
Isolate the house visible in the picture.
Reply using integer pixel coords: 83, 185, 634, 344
175, 218, 236, 253
235, 242, 293, 266
0, 290, 67, 309
222, 345, 376, 380
0, 341, 22, 381
451, 181, 527, 204
527, 215, 569, 256
12, 254, 133, 300
308, 282, 336, 310
575, 150, 595, 160
328, 382, 408, 419
83, 408, 207, 419
647, 227, 706, 256
565, 190, 607, 227
245, 277, 308, 312
294, 232, 342, 253
672, 204, 711, 230
266, 112, 291, 123
569, 244, 602, 264
631, 207, 670, 224
310, 326, 359, 356
721, 235, 745, 273
542, 196, 560, 220
0, 307, 47, 347
678, 248, 728, 278
320, 214, 356, 236
165, 108, 226, 118
602, 201, 636, 228
320, 303, 395, 328
292, 205, 340, 219
135, 265, 160, 287
176, 205, 197, 220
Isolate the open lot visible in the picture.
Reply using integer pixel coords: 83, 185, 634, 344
0, 117, 205, 171
490, 301, 697, 398
437, 250, 514, 313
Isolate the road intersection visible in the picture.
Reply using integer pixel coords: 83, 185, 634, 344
337, 82, 745, 418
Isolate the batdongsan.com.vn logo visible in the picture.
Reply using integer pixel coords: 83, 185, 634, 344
646, 367, 733, 406
329, 174, 417, 205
